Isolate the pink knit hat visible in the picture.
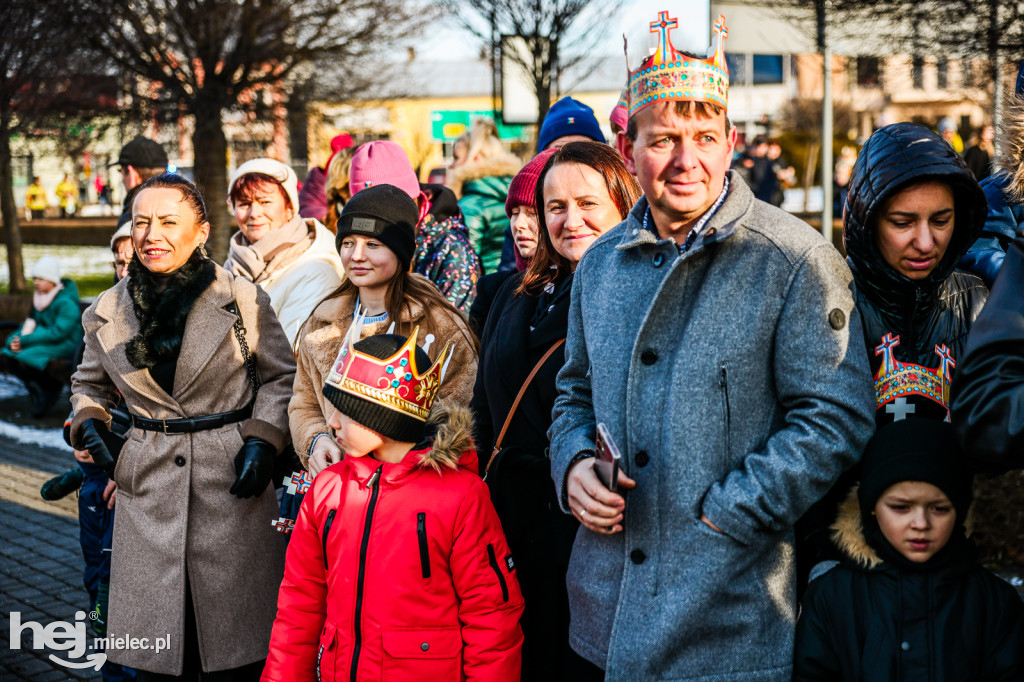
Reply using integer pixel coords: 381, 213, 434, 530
505, 148, 557, 218
609, 88, 629, 131
349, 141, 421, 201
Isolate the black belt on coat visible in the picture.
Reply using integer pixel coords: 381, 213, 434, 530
128, 403, 253, 434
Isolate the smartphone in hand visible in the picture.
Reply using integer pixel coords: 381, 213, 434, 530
594, 423, 622, 493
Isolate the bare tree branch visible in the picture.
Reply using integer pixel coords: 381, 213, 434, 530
1, 0, 136, 293
76, 0, 425, 259
440, 0, 623, 130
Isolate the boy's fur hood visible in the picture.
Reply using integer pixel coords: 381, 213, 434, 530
447, 155, 522, 199
418, 400, 475, 473
995, 94, 1024, 203
831, 487, 884, 569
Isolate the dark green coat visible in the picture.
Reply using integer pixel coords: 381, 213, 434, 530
449, 155, 521, 275
460, 176, 512, 273
2, 278, 82, 370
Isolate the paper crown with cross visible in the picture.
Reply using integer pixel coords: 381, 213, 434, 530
323, 322, 452, 424
873, 333, 956, 418
625, 11, 729, 118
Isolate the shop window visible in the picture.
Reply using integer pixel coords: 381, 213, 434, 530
752, 54, 784, 85
726, 53, 747, 86
856, 57, 880, 87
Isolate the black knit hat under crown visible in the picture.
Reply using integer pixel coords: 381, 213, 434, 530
322, 334, 433, 444
857, 419, 974, 518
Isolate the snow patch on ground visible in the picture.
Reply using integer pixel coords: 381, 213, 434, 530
0, 419, 70, 452
0, 375, 28, 400
0, 244, 113, 286
0, 377, 69, 451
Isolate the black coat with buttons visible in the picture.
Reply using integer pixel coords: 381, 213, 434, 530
794, 493, 1024, 681
469, 270, 586, 681
844, 122, 989, 426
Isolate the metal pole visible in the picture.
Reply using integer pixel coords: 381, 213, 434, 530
491, 8, 499, 118
822, 48, 834, 245
819, 1, 834, 246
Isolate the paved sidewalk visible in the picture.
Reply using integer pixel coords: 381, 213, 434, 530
1, 498, 101, 681
1, 382, 103, 680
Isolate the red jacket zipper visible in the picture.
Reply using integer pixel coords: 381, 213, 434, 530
349, 465, 382, 682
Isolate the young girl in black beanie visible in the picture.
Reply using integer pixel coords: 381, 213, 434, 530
794, 419, 1024, 681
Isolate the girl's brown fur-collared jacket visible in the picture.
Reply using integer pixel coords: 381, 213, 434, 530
289, 281, 478, 465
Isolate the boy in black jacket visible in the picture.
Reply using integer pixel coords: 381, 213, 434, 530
794, 419, 1024, 681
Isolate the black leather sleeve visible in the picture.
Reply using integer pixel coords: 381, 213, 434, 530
951, 234, 1024, 472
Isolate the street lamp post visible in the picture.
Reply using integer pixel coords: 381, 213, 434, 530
818, 0, 833, 246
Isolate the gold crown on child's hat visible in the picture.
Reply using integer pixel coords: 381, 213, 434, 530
325, 320, 452, 422
626, 12, 729, 118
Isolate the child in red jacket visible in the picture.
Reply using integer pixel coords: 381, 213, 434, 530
262, 330, 523, 682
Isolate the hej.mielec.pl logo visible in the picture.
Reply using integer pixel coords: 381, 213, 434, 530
9, 610, 171, 670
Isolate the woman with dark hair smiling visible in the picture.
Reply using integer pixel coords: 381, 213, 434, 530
69, 173, 295, 679
289, 183, 478, 479
471, 141, 641, 681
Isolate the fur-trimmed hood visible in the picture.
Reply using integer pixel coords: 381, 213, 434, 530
418, 400, 476, 473
994, 94, 1024, 203
447, 154, 522, 199
831, 487, 884, 569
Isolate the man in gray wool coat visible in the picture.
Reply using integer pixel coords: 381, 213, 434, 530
547, 11, 876, 681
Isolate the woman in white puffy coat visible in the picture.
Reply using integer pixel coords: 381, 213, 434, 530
224, 158, 345, 347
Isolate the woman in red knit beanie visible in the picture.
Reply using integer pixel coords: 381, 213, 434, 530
467, 148, 557, 334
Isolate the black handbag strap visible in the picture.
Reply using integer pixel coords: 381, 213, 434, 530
483, 338, 565, 478
227, 301, 260, 398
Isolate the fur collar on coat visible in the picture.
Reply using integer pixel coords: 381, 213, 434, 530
995, 95, 1024, 203
418, 401, 475, 473
125, 248, 217, 369
447, 155, 522, 199
831, 487, 885, 569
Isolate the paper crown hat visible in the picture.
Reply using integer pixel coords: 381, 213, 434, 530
323, 320, 452, 424
625, 11, 729, 118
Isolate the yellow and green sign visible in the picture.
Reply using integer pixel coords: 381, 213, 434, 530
430, 111, 527, 142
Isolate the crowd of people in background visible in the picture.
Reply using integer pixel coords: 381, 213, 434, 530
5, 9, 1024, 682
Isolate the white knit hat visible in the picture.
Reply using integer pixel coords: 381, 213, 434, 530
110, 221, 132, 251
30, 256, 62, 285
227, 158, 300, 213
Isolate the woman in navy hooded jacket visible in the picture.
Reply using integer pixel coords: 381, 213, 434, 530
843, 121, 988, 427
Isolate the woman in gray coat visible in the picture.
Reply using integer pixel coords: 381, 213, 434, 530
70, 174, 296, 680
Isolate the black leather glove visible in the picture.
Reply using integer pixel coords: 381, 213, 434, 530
230, 437, 275, 499
80, 418, 119, 476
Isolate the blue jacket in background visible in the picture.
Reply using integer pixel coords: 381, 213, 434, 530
959, 171, 1023, 287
